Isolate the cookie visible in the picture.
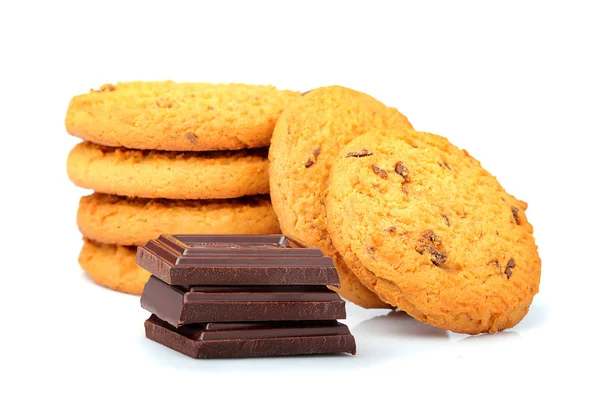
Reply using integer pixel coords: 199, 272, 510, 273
67, 142, 270, 199
78, 193, 281, 246
268, 86, 413, 308
79, 239, 149, 295
326, 130, 541, 334
66, 81, 300, 151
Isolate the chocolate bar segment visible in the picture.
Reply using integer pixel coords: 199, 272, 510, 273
136, 234, 340, 286
145, 315, 356, 359
141, 276, 346, 327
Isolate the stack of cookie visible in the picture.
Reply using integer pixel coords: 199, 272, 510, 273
66, 81, 300, 295
269, 85, 541, 334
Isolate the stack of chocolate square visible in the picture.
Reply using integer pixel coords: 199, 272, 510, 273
137, 234, 356, 358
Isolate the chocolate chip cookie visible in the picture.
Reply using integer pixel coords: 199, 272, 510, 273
66, 81, 300, 151
78, 193, 280, 246
269, 86, 413, 308
67, 142, 269, 199
326, 130, 541, 333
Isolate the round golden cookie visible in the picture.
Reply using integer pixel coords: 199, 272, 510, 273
326, 130, 541, 334
79, 239, 150, 295
66, 81, 300, 151
78, 193, 281, 246
67, 142, 269, 199
268, 86, 413, 308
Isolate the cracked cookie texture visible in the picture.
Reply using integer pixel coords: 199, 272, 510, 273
67, 142, 269, 199
78, 193, 280, 246
268, 86, 413, 308
326, 130, 541, 334
66, 81, 300, 151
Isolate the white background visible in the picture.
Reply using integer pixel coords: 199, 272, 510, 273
1, 1, 599, 397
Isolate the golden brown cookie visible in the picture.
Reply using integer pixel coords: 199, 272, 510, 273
268, 86, 413, 308
79, 239, 150, 295
326, 130, 541, 334
66, 81, 300, 151
67, 142, 269, 199
78, 193, 281, 246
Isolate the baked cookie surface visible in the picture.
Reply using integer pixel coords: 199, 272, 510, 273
78, 193, 280, 246
66, 81, 300, 151
326, 130, 541, 334
79, 239, 150, 295
67, 142, 270, 199
268, 86, 413, 308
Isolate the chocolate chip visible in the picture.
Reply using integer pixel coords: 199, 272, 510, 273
388, 226, 397, 233
185, 133, 199, 144
422, 230, 442, 246
505, 258, 515, 279
394, 162, 409, 179
442, 214, 450, 226
346, 148, 373, 158
416, 230, 447, 267
372, 165, 388, 179
366, 246, 376, 259
305, 147, 321, 168
511, 207, 521, 225
429, 249, 448, 266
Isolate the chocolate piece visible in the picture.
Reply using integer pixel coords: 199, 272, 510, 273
505, 258, 515, 279
136, 234, 340, 286
305, 147, 321, 168
145, 315, 356, 358
371, 165, 388, 179
416, 230, 448, 267
395, 161, 409, 179
141, 276, 346, 327
511, 206, 520, 225
441, 214, 450, 226
345, 148, 372, 158
429, 249, 448, 266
